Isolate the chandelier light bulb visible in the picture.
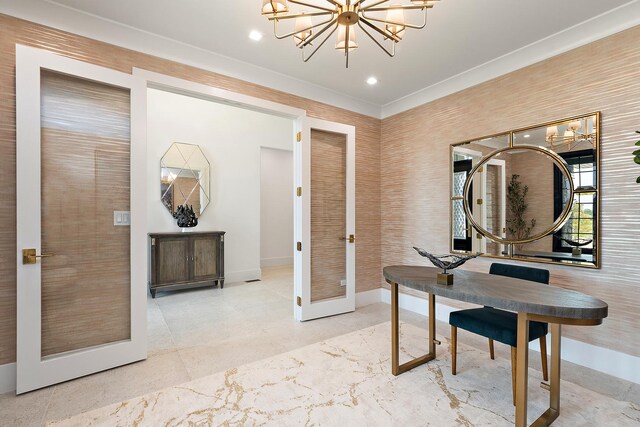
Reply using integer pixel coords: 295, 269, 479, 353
262, 0, 288, 15
294, 13, 313, 47
546, 126, 559, 142
385, 4, 406, 40
335, 25, 358, 51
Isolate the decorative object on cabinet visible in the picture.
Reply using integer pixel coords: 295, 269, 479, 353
148, 232, 224, 298
174, 204, 198, 228
413, 247, 479, 285
450, 112, 600, 268
160, 142, 210, 219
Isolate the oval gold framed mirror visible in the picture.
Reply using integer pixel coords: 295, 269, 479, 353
462, 145, 574, 247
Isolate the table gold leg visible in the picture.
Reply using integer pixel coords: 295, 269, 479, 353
391, 282, 400, 375
530, 324, 562, 426
391, 283, 436, 376
515, 312, 530, 427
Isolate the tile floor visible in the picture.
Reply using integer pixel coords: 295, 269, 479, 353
1, 265, 638, 426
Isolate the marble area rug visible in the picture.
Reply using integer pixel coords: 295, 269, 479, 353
50, 322, 639, 426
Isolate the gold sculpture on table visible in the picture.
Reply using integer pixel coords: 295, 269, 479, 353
413, 247, 480, 285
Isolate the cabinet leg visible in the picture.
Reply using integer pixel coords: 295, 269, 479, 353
151, 289, 156, 298
220, 280, 224, 289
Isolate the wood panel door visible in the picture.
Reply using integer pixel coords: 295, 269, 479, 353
16, 46, 147, 394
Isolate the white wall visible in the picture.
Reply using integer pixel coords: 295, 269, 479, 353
147, 88, 293, 283
260, 148, 294, 267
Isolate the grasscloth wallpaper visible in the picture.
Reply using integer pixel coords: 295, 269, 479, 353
0, 14, 381, 365
381, 25, 640, 357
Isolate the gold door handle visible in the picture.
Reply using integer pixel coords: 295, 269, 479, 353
22, 248, 54, 265
339, 235, 355, 243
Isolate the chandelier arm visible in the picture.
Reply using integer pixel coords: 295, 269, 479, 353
366, 4, 434, 12
357, 20, 396, 57
272, 13, 335, 39
303, 26, 338, 62
267, 10, 333, 21
321, 0, 343, 8
361, 9, 427, 29
299, 17, 338, 48
287, 0, 337, 13
345, 24, 350, 69
359, 16, 401, 43
360, 0, 389, 11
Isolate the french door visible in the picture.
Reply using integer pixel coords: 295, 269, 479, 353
297, 118, 355, 321
15, 45, 147, 393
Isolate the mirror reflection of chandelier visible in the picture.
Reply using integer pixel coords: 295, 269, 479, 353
545, 117, 597, 149
261, 0, 440, 68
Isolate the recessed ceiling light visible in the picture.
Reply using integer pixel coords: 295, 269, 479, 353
249, 30, 263, 41
523, 134, 531, 138
366, 77, 378, 85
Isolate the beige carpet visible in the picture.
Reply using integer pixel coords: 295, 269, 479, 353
50, 322, 639, 426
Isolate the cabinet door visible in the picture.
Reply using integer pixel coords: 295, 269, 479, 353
191, 235, 218, 281
156, 237, 190, 285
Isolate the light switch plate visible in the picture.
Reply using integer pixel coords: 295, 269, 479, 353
114, 211, 131, 226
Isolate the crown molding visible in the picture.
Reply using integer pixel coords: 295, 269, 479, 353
0, 0, 382, 118
381, 0, 640, 118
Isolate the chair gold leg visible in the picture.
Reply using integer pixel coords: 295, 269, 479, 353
510, 346, 517, 406
540, 335, 549, 382
489, 338, 495, 360
515, 312, 530, 427
451, 326, 457, 375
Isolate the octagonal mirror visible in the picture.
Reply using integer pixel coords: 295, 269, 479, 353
160, 142, 210, 218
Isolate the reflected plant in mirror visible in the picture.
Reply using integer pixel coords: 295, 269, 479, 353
160, 142, 211, 221
450, 112, 600, 268
506, 174, 536, 245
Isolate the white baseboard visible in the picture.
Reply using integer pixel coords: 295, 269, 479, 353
356, 288, 383, 308
378, 288, 640, 385
0, 362, 16, 394
260, 257, 294, 268
225, 268, 262, 284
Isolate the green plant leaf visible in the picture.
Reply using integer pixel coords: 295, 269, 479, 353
634, 149, 640, 156
637, 176, 640, 183
635, 156, 640, 165
636, 140, 640, 146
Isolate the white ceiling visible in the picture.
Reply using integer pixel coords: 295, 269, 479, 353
3, 0, 639, 116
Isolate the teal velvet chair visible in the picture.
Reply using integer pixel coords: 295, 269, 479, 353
449, 263, 550, 405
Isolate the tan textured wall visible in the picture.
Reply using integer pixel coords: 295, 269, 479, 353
310, 130, 347, 302
382, 25, 640, 357
0, 14, 381, 365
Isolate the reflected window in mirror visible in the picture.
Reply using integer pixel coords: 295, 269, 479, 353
553, 149, 596, 258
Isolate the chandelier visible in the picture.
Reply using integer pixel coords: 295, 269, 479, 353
261, 0, 440, 68
545, 117, 596, 149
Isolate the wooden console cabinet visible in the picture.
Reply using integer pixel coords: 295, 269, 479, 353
148, 231, 225, 298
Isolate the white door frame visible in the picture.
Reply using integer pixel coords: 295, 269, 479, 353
131, 69, 308, 320
15, 45, 147, 394
300, 118, 356, 321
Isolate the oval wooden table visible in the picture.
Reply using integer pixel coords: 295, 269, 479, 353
383, 265, 608, 427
